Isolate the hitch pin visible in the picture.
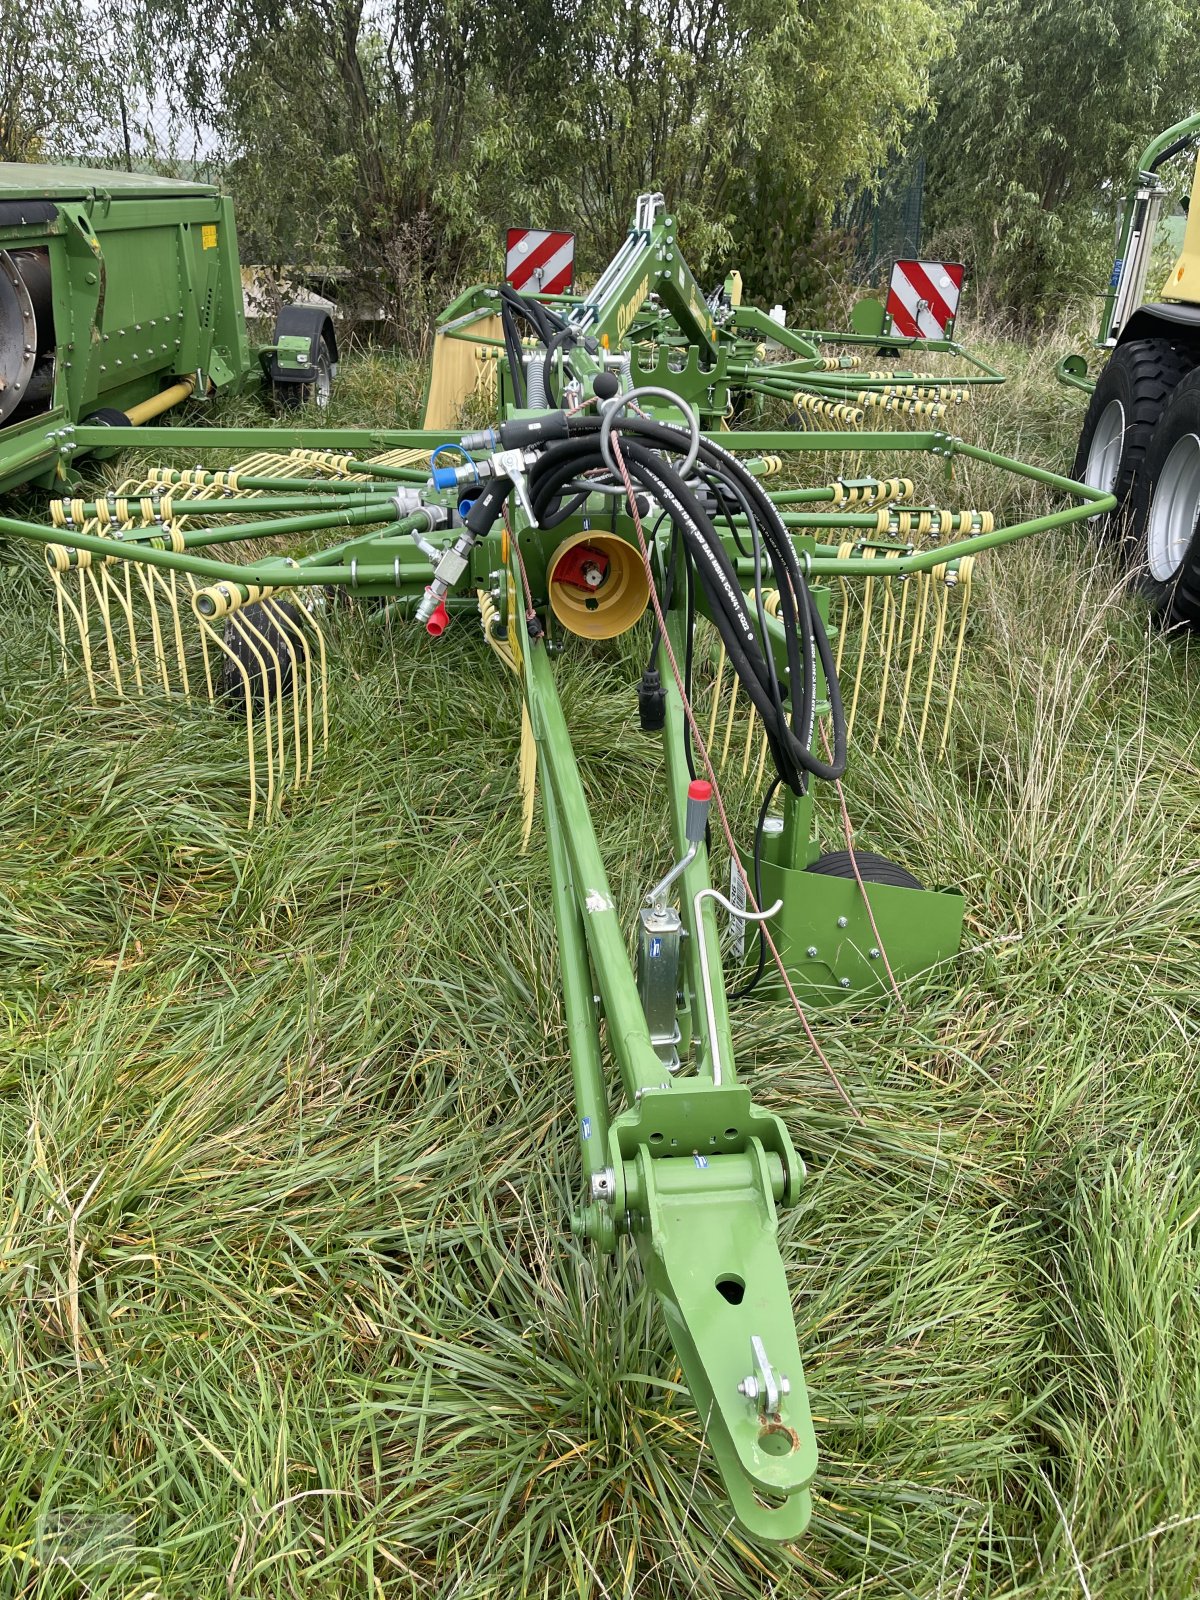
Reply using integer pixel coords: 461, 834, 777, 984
737, 1334, 791, 1414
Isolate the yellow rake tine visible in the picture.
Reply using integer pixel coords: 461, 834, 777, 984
741, 706, 757, 778
51, 566, 69, 677
234, 610, 286, 798
134, 564, 172, 692
185, 575, 215, 701
706, 643, 727, 751
755, 727, 770, 788
196, 611, 262, 827
309, 603, 329, 753
145, 566, 191, 697
719, 677, 739, 773
75, 566, 98, 701
48, 562, 97, 701
122, 562, 145, 693
872, 554, 904, 750
263, 598, 307, 787
84, 565, 123, 694
917, 566, 952, 749
938, 558, 974, 759
880, 567, 912, 748
896, 570, 932, 749
846, 554, 877, 745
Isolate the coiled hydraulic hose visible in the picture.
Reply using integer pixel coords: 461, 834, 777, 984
474, 405, 847, 792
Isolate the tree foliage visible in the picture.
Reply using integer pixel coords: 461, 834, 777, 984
922, 0, 1200, 320
116, 0, 951, 324
0, 0, 115, 162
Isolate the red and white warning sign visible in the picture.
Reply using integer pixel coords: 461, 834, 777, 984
885, 260, 965, 340
505, 228, 575, 294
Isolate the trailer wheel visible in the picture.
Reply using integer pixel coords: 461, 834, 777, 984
1127, 370, 1200, 627
273, 332, 335, 411
806, 850, 923, 890
221, 600, 307, 706
1072, 338, 1197, 537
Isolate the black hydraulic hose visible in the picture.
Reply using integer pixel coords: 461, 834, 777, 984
498, 284, 568, 409
542, 429, 842, 785
1148, 133, 1199, 174
500, 413, 847, 788
542, 327, 576, 409
541, 435, 805, 782
501, 307, 528, 409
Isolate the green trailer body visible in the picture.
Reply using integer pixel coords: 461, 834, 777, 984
0, 162, 334, 493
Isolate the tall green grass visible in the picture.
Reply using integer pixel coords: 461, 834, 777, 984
2, 339, 1199, 1597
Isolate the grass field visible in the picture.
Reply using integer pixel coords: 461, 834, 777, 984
2, 334, 1200, 1599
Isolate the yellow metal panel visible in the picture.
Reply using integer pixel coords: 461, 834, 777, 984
1163, 158, 1200, 305
421, 314, 502, 429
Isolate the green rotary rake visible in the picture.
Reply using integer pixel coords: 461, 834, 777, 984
0, 192, 1111, 1540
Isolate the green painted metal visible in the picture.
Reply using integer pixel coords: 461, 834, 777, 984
0, 162, 337, 494
522, 601, 817, 1535
1056, 353, 1095, 396
741, 849, 965, 1001
0, 187, 1119, 1542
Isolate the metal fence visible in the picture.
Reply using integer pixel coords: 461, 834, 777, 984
841, 155, 925, 286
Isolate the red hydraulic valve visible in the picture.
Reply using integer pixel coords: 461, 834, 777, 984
425, 594, 450, 636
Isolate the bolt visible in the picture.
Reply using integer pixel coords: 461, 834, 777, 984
869, 947, 880, 960
839, 977, 851, 989
837, 916, 848, 929
806, 946, 818, 958
590, 1167, 615, 1203
780, 1376, 791, 1396
737, 1377, 759, 1400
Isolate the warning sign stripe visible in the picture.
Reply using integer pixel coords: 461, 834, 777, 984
885, 260, 965, 340
903, 261, 957, 332
506, 229, 575, 294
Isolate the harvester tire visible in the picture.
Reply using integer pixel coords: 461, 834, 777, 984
221, 600, 306, 707
1072, 338, 1197, 539
806, 850, 923, 890
1126, 369, 1200, 628
273, 332, 335, 411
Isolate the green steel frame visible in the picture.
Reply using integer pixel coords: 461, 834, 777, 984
0, 191, 1116, 1540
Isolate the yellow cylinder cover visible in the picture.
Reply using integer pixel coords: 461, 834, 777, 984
547, 530, 649, 640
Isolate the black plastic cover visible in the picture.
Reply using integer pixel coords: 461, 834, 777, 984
1117, 301, 1200, 347
269, 304, 338, 384
0, 200, 58, 228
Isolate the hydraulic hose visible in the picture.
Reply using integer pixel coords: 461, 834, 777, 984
521, 411, 847, 789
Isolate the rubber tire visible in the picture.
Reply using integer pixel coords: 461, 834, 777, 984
273, 333, 334, 411
1126, 368, 1200, 627
806, 850, 923, 890
1071, 338, 1198, 540
221, 600, 306, 707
